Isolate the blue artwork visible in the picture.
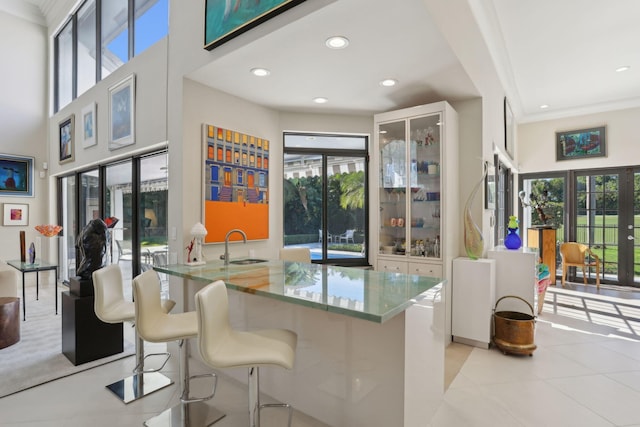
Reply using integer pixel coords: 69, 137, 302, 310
0, 155, 32, 196
112, 85, 131, 141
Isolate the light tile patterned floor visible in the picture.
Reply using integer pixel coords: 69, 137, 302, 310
2, 281, 640, 426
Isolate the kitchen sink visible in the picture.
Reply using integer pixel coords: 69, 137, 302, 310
229, 258, 268, 265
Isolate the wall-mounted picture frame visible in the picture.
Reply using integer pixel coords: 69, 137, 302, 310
59, 115, 75, 164
109, 74, 135, 151
504, 97, 515, 159
484, 162, 496, 210
81, 102, 97, 148
556, 126, 606, 161
0, 154, 33, 197
204, 0, 306, 50
3, 203, 28, 226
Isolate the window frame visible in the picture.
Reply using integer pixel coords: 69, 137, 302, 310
53, 0, 168, 113
283, 132, 370, 266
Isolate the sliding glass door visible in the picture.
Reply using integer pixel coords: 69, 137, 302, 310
57, 150, 167, 285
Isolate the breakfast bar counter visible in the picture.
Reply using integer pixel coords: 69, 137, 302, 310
156, 260, 446, 427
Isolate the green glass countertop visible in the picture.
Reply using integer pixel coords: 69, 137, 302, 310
155, 260, 445, 323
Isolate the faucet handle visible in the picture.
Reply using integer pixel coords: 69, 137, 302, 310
219, 254, 226, 260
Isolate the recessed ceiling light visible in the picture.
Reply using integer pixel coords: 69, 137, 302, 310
380, 79, 398, 87
313, 97, 328, 104
250, 67, 270, 77
540, 104, 549, 109
325, 36, 349, 49
616, 65, 631, 72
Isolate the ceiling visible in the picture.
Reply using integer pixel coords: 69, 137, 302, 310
9, 0, 640, 123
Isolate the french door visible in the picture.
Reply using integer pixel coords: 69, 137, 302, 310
572, 168, 640, 287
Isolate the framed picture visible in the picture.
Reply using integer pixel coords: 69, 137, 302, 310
109, 74, 136, 150
81, 102, 97, 148
59, 115, 75, 164
0, 154, 33, 197
3, 203, 28, 226
484, 162, 496, 210
205, 0, 306, 50
556, 126, 606, 161
504, 97, 515, 159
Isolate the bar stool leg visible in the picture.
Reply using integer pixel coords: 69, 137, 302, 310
248, 367, 260, 427
105, 329, 173, 404
144, 339, 225, 427
248, 367, 294, 427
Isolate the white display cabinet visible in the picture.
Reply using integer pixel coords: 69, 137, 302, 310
372, 101, 459, 282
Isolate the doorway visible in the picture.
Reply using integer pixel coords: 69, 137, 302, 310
521, 168, 640, 287
572, 168, 640, 287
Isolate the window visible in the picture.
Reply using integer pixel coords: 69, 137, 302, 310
494, 155, 514, 246
283, 133, 368, 265
134, 0, 168, 55
77, 0, 97, 96
54, 0, 168, 112
101, 0, 129, 79
57, 151, 168, 287
55, 20, 73, 110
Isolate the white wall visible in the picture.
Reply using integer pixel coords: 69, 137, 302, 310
180, 80, 375, 263
48, 39, 169, 178
181, 79, 280, 262
423, 0, 508, 254
0, 11, 47, 261
518, 106, 640, 173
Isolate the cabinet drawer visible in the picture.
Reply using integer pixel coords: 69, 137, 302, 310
377, 260, 408, 274
410, 263, 443, 278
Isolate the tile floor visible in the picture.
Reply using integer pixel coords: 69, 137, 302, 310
1, 282, 640, 426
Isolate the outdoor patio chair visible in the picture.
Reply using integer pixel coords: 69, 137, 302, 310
338, 229, 355, 244
560, 242, 600, 290
319, 229, 332, 243
115, 240, 132, 263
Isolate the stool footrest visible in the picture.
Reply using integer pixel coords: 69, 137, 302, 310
134, 351, 171, 374
180, 373, 218, 404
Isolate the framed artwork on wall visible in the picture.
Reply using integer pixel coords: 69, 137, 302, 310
204, 0, 306, 50
81, 102, 97, 148
0, 154, 33, 197
504, 97, 515, 159
3, 203, 28, 226
201, 123, 269, 243
109, 74, 136, 150
59, 115, 75, 164
556, 126, 606, 161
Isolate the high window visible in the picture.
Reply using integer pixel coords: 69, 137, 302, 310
54, 0, 168, 112
283, 133, 369, 266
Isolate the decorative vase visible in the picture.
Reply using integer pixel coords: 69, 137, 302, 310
504, 228, 522, 250
464, 162, 487, 259
28, 242, 36, 264
504, 215, 522, 250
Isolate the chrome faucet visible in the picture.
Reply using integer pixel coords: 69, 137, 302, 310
222, 229, 247, 265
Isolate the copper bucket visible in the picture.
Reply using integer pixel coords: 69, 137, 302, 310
492, 295, 537, 356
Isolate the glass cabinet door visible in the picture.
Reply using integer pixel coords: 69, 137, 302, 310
409, 114, 441, 259
379, 120, 407, 255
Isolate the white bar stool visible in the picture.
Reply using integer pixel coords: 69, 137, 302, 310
92, 264, 176, 403
195, 280, 297, 427
133, 270, 224, 427
279, 247, 311, 263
